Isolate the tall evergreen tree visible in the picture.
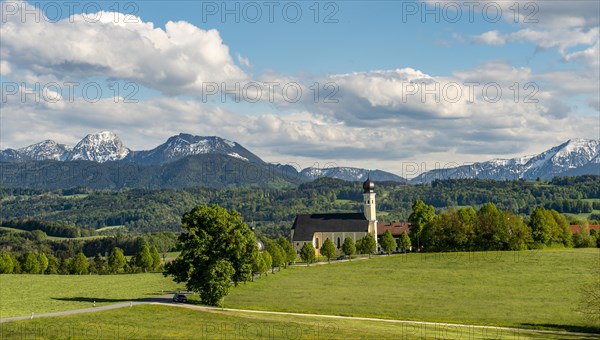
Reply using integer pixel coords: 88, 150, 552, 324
150, 246, 162, 271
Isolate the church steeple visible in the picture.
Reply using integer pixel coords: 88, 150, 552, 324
363, 174, 378, 248
363, 174, 376, 221
363, 174, 375, 194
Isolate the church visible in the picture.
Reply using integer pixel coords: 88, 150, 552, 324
291, 178, 408, 256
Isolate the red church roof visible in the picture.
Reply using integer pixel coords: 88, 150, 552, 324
570, 224, 600, 234
377, 222, 410, 236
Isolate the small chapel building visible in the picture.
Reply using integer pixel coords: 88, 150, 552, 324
291, 178, 381, 256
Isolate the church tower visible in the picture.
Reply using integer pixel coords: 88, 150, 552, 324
363, 176, 378, 247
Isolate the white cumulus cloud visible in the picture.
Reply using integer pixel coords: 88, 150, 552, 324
0, 1, 248, 95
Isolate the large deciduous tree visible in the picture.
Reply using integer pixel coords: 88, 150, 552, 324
164, 205, 257, 306
474, 203, 509, 251
408, 200, 435, 250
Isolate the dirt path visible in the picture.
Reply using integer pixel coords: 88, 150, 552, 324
1, 296, 597, 338
0, 295, 175, 323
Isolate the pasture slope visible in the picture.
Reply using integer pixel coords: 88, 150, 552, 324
0, 249, 598, 339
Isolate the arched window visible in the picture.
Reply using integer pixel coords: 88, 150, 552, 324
315, 238, 320, 249
337, 237, 341, 249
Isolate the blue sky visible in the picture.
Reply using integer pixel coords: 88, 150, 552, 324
1, 1, 599, 176
29, 1, 554, 75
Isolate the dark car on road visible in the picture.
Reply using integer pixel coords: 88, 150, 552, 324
172, 293, 188, 303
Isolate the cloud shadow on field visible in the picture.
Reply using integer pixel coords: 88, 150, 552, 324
51, 295, 174, 304
520, 323, 600, 335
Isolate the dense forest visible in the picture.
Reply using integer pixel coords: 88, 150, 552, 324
1, 176, 599, 239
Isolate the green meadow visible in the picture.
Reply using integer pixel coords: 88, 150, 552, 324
225, 249, 600, 333
0, 249, 598, 338
0, 274, 182, 318
1, 304, 597, 340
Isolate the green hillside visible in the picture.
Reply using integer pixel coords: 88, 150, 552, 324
225, 249, 600, 333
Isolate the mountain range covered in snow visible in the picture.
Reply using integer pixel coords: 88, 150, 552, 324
411, 139, 600, 183
1, 131, 598, 188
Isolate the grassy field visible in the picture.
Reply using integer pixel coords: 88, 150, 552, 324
1, 249, 598, 338
1, 304, 596, 340
226, 249, 600, 333
0, 227, 26, 233
62, 194, 89, 199
0, 274, 183, 318
46, 235, 108, 241
96, 225, 126, 233
0, 227, 107, 241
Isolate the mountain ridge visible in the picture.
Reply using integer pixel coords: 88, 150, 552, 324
411, 138, 600, 183
1, 133, 598, 186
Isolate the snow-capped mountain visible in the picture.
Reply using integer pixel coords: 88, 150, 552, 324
2, 135, 598, 184
0, 132, 262, 165
412, 138, 600, 183
65, 131, 131, 162
125, 133, 264, 165
301, 167, 406, 182
0, 140, 72, 161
